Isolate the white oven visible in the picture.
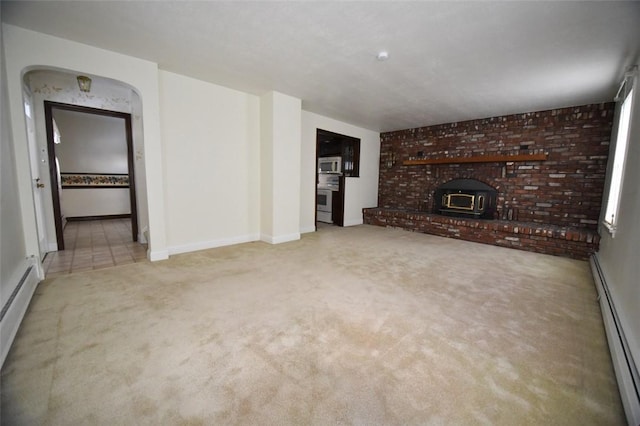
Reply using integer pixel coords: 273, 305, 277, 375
317, 173, 339, 223
317, 188, 333, 223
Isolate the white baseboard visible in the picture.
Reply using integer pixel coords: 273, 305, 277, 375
1, 257, 40, 367
343, 218, 364, 227
167, 234, 260, 256
47, 242, 58, 252
261, 232, 300, 244
300, 226, 317, 234
148, 249, 169, 261
590, 254, 640, 425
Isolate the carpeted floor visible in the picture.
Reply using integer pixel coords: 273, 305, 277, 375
0, 225, 623, 425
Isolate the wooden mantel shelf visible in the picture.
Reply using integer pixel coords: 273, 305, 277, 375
402, 152, 548, 166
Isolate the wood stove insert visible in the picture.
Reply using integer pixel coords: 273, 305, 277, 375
434, 178, 497, 219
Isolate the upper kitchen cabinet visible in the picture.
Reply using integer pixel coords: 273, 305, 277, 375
317, 129, 360, 177
341, 138, 360, 177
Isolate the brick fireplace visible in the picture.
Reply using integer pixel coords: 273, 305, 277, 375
364, 103, 615, 259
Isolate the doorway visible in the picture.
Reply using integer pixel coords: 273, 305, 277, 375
315, 129, 361, 227
44, 101, 138, 250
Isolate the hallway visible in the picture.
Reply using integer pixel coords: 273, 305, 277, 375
42, 219, 147, 277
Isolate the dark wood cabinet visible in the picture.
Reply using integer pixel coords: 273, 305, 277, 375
341, 138, 360, 177
317, 129, 361, 177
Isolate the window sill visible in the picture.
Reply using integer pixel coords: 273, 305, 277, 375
602, 221, 617, 238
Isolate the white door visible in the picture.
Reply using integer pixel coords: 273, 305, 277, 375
23, 90, 49, 258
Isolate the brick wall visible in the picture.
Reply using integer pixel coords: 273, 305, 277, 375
378, 103, 614, 230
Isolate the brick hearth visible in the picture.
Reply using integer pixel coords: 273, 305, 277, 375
363, 208, 599, 260
372, 103, 614, 259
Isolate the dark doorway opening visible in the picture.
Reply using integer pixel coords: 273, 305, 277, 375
315, 129, 361, 227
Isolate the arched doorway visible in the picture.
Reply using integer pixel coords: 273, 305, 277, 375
21, 69, 149, 257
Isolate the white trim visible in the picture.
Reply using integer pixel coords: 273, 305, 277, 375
602, 220, 617, 238
260, 233, 300, 244
138, 227, 148, 244
1, 257, 40, 367
300, 226, 317, 234
590, 255, 640, 425
603, 83, 635, 234
343, 218, 364, 227
148, 249, 169, 261
47, 242, 58, 252
167, 234, 260, 256
615, 66, 638, 101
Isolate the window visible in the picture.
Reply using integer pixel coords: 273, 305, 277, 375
603, 86, 634, 236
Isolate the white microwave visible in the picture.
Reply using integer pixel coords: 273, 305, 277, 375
318, 156, 342, 174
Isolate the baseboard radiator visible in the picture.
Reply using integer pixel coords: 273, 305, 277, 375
0, 259, 40, 367
590, 255, 640, 425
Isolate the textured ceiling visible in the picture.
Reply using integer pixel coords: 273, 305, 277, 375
3, 1, 640, 132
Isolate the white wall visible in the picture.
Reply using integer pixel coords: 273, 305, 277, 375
61, 189, 130, 218
54, 110, 128, 173
260, 92, 302, 243
596, 71, 640, 419
159, 70, 261, 254
1, 29, 29, 308
300, 111, 380, 232
131, 91, 149, 243
2, 24, 167, 261
1, 17, 40, 368
54, 110, 131, 218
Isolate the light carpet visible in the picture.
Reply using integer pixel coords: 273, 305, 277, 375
1, 224, 623, 425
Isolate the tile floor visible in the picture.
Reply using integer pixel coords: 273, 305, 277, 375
42, 219, 148, 277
